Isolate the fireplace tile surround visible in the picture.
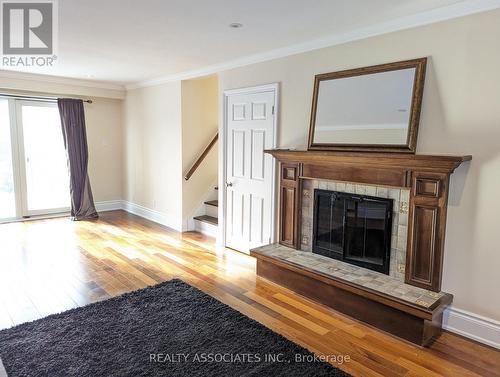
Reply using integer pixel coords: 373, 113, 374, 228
301, 179, 410, 282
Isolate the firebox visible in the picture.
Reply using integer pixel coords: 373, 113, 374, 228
312, 189, 393, 274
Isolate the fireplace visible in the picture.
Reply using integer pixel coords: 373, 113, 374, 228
251, 150, 470, 346
312, 189, 393, 274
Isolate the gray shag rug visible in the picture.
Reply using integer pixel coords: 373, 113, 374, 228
0, 279, 349, 377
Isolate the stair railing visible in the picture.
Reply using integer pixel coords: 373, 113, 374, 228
184, 132, 218, 181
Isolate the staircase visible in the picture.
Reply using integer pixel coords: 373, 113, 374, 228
193, 187, 218, 238
184, 133, 219, 238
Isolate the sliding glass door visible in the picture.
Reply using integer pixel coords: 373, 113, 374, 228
16, 101, 70, 216
0, 98, 70, 221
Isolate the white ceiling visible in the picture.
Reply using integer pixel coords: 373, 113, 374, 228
1, 0, 498, 88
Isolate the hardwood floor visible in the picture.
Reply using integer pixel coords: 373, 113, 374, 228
0, 210, 498, 376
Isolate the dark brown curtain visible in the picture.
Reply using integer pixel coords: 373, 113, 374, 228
57, 98, 98, 220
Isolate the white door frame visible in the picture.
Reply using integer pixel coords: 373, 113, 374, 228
219, 83, 279, 251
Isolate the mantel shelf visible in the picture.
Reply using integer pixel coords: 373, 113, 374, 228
265, 149, 471, 173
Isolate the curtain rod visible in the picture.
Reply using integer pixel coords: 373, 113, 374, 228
0, 93, 93, 103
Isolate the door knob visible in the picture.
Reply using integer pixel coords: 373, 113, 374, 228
226, 182, 233, 187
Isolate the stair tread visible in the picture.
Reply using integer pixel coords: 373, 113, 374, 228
194, 215, 218, 226
204, 200, 218, 207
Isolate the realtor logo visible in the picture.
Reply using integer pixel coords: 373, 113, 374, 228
1, 0, 57, 65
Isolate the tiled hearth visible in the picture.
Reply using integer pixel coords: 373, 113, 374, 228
301, 179, 410, 281
254, 243, 445, 309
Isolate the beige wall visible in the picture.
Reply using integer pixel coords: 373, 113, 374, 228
123, 82, 183, 229
218, 9, 500, 321
123, 76, 218, 230
181, 76, 218, 225
82, 97, 123, 202
0, 80, 124, 203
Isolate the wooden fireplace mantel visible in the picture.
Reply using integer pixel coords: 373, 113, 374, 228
266, 149, 471, 292
266, 149, 471, 173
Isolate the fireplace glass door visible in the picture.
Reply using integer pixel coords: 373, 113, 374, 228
314, 191, 344, 259
313, 189, 393, 274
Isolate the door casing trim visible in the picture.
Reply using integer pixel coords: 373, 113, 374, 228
219, 83, 279, 252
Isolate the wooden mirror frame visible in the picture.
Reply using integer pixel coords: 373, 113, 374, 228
307, 57, 427, 154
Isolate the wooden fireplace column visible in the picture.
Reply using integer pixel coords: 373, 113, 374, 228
268, 150, 471, 292
279, 163, 302, 249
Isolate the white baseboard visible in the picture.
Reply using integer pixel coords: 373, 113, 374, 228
443, 307, 500, 349
122, 201, 183, 232
95, 200, 182, 231
95, 200, 123, 212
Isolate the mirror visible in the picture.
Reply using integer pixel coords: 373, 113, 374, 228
308, 58, 426, 153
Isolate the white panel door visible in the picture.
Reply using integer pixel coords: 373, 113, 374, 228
225, 89, 276, 253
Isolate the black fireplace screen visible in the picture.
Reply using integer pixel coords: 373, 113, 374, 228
312, 189, 393, 274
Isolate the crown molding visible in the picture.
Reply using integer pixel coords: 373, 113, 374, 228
126, 0, 500, 90
0, 70, 125, 91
